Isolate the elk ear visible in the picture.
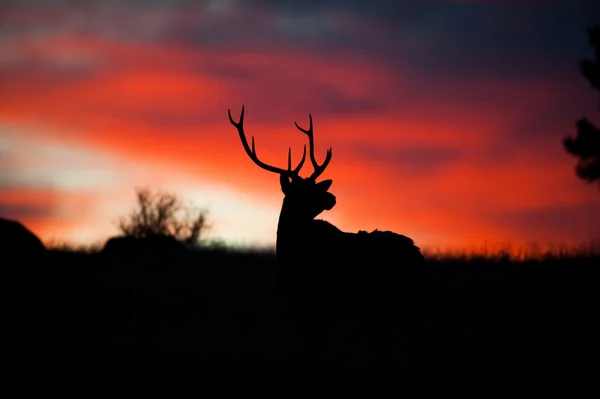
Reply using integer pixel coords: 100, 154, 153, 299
316, 179, 333, 192
280, 175, 292, 194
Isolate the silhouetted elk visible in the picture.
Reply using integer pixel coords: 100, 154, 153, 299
0, 217, 46, 258
228, 106, 425, 379
102, 233, 187, 258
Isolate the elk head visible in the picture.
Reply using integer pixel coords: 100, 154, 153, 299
228, 106, 335, 220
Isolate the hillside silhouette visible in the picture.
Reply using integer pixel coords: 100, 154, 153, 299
6, 240, 599, 383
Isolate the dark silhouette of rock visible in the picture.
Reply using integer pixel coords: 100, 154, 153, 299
0, 217, 46, 257
229, 106, 425, 380
102, 233, 187, 257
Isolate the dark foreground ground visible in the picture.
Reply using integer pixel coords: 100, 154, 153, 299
6, 248, 600, 383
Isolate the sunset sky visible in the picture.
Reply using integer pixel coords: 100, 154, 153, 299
1, 0, 600, 252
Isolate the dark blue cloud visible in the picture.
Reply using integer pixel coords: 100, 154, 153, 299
349, 143, 464, 176
6, 1, 598, 90
0, 60, 100, 89
490, 203, 600, 237
157, 1, 600, 83
0, 202, 56, 221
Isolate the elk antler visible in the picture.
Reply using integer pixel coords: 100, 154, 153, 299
294, 114, 332, 180
229, 105, 306, 177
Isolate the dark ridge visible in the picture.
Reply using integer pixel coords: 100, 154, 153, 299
7, 248, 599, 383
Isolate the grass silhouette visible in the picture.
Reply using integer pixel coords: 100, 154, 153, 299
7, 244, 599, 383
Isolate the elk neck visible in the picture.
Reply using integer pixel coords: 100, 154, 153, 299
275, 197, 315, 260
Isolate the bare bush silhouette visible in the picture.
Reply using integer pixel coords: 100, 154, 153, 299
564, 25, 600, 188
228, 106, 425, 380
0, 217, 46, 256
116, 187, 209, 246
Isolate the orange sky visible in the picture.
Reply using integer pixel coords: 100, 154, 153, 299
1, 1, 599, 253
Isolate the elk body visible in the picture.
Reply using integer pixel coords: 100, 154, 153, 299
229, 106, 425, 379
